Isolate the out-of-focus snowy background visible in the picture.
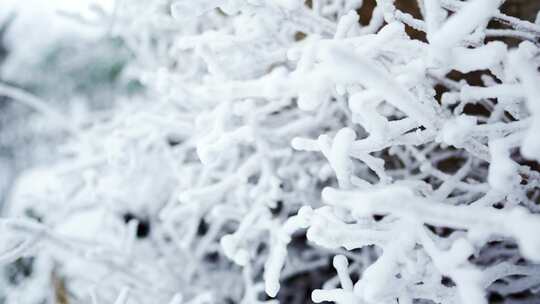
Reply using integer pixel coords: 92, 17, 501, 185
0, 2, 140, 301
0, 0, 135, 207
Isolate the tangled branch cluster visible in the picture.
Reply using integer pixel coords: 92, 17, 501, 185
2, 0, 540, 304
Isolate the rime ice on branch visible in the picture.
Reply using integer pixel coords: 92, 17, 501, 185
2, 0, 540, 304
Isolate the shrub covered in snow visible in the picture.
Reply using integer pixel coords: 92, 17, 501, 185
1, 0, 540, 304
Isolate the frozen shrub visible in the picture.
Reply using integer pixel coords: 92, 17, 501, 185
1, 0, 540, 304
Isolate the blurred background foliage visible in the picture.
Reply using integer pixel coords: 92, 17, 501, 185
0, 2, 141, 211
